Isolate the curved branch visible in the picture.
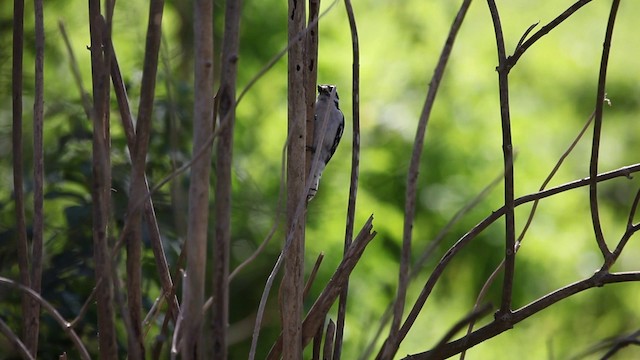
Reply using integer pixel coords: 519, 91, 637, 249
506, 0, 593, 72
486, 0, 516, 318
380, 2, 473, 358
394, 163, 640, 354
0, 277, 91, 360
334, 0, 361, 357
405, 272, 640, 359
593, 0, 621, 265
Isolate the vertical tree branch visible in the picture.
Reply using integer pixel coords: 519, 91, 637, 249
486, 0, 516, 318
109, 38, 180, 322
11, 0, 31, 354
333, 0, 359, 358
379, 1, 472, 359
212, 0, 242, 357
122, 0, 165, 357
182, 0, 214, 357
283, 0, 307, 358
592, 0, 620, 265
88, 0, 117, 357
323, 319, 336, 360
26, 0, 45, 355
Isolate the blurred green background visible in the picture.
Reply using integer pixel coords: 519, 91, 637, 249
1, 0, 639, 358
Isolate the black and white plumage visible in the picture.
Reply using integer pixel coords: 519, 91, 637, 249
308, 84, 345, 201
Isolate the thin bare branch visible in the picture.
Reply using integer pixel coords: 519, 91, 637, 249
593, 0, 620, 265
212, 0, 243, 355
0, 277, 91, 360
334, 0, 360, 358
571, 329, 640, 360
461, 111, 595, 360
313, 320, 324, 360
626, 189, 640, 229
323, 319, 336, 360
122, 0, 166, 356
267, 216, 376, 359
303, 253, 325, 299
506, 0, 593, 72
362, 170, 500, 360
390, 164, 640, 357
433, 304, 492, 352
405, 272, 640, 359
58, 21, 92, 117
486, 0, 516, 318
27, 0, 46, 355
88, 1, 117, 357
380, 2, 472, 359
11, 0, 32, 355
515, 21, 539, 50
109, 43, 180, 322
0, 317, 34, 360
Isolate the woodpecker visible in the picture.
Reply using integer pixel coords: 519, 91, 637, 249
307, 84, 345, 201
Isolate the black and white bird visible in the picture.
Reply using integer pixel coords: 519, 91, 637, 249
308, 84, 345, 201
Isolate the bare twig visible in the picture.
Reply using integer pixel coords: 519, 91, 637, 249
461, 110, 596, 360
27, 0, 46, 355
58, 21, 92, 117
604, 185, 640, 268
181, 0, 213, 357
212, 0, 243, 356
515, 21, 539, 50
266, 216, 377, 359
323, 319, 336, 360
593, 0, 620, 265
379, 2, 472, 359
313, 319, 324, 360
362, 170, 500, 360
88, 1, 117, 357
0, 317, 34, 360
0, 277, 91, 360
334, 0, 360, 358
122, 0, 166, 356
486, 0, 516, 318
506, 0, 593, 72
109, 40, 180, 324
390, 164, 640, 357
570, 329, 640, 360
11, 0, 32, 355
303, 253, 325, 300
625, 188, 640, 229
405, 272, 640, 359
433, 304, 492, 352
